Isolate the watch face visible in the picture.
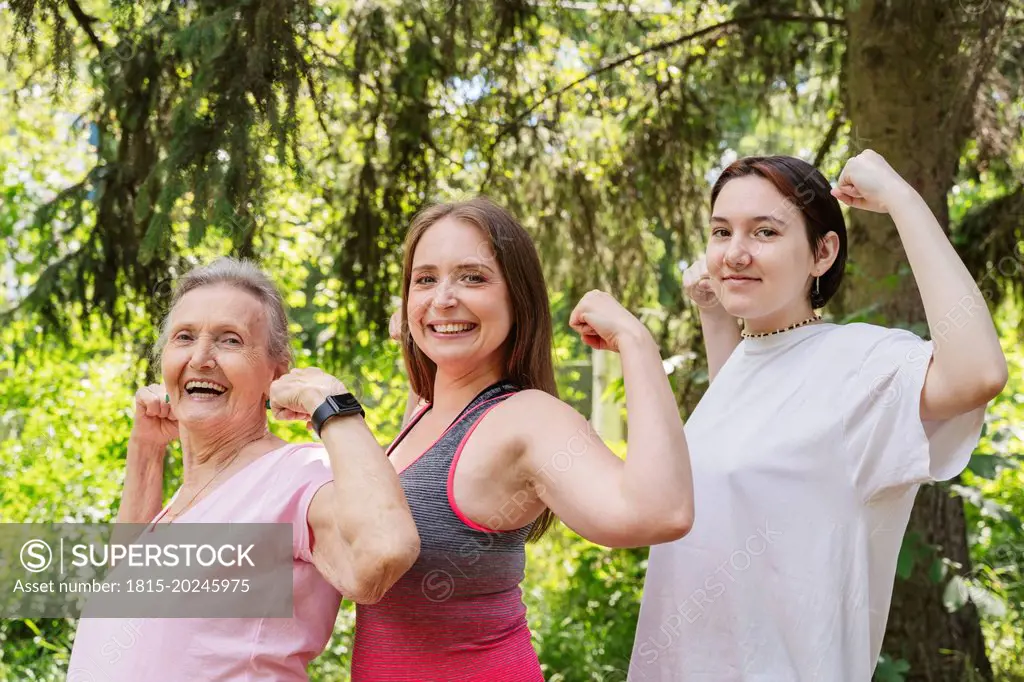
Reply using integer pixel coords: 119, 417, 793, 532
331, 393, 360, 410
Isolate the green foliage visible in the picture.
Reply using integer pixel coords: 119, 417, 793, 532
956, 322, 1024, 678
874, 654, 911, 682
0, 318, 138, 678
527, 523, 646, 682
3, 0, 1024, 679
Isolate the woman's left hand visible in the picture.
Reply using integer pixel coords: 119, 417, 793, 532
831, 149, 913, 214
569, 290, 650, 353
269, 367, 349, 423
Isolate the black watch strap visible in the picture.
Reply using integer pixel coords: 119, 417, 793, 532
311, 393, 365, 437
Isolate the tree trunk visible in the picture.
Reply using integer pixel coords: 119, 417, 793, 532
841, 1, 1009, 679
591, 349, 625, 441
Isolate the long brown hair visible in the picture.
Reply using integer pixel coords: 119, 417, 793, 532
400, 196, 557, 541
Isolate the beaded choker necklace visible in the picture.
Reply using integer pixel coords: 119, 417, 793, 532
741, 314, 822, 339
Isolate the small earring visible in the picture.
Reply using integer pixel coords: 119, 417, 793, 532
164, 394, 169, 403
815, 276, 820, 295
265, 399, 271, 409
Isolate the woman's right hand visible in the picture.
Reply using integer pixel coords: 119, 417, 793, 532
390, 305, 425, 425
682, 256, 730, 319
131, 384, 179, 448
389, 309, 403, 341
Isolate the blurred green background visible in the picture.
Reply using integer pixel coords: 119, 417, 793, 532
2, 1, 1023, 680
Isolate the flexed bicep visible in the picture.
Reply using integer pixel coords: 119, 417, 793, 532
511, 392, 692, 548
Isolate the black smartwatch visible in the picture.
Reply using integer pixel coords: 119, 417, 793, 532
311, 393, 365, 437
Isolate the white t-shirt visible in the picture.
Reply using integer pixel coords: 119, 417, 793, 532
628, 322, 985, 682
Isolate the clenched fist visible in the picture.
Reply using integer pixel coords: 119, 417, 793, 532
569, 290, 651, 353
831, 150, 914, 214
131, 384, 179, 449
682, 256, 721, 310
269, 367, 349, 422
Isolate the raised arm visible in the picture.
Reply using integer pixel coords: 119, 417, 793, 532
832, 151, 1008, 420
116, 384, 175, 524
270, 368, 420, 604
512, 291, 693, 548
682, 256, 741, 382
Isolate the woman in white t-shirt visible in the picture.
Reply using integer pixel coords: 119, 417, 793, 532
628, 150, 1008, 681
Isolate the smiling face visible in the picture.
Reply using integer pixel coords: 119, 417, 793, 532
406, 216, 514, 377
707, 175, 836, 331
161, 284, 283, 429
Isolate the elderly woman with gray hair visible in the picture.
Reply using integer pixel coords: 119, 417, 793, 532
68, 257, 420, 681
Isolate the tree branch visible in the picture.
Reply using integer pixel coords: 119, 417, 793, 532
63, 0, 105, 55
304, 71, 332, 141
813, 110, 844, 167
492, 13, 845, 144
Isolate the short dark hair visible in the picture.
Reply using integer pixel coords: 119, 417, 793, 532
155, 257, 292, 366
710, 156, 847, 308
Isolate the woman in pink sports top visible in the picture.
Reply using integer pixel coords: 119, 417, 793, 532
350, 197, 697, 681
67, 257, 420, 681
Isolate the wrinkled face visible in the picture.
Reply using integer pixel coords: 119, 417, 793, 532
706, 176, 820, 323
161, 284, 281, 429
407, 217, 514, 375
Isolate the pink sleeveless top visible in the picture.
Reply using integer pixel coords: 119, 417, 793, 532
351, 381, 544, 681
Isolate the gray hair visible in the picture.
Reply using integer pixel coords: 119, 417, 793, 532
154, 257, 293, 367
